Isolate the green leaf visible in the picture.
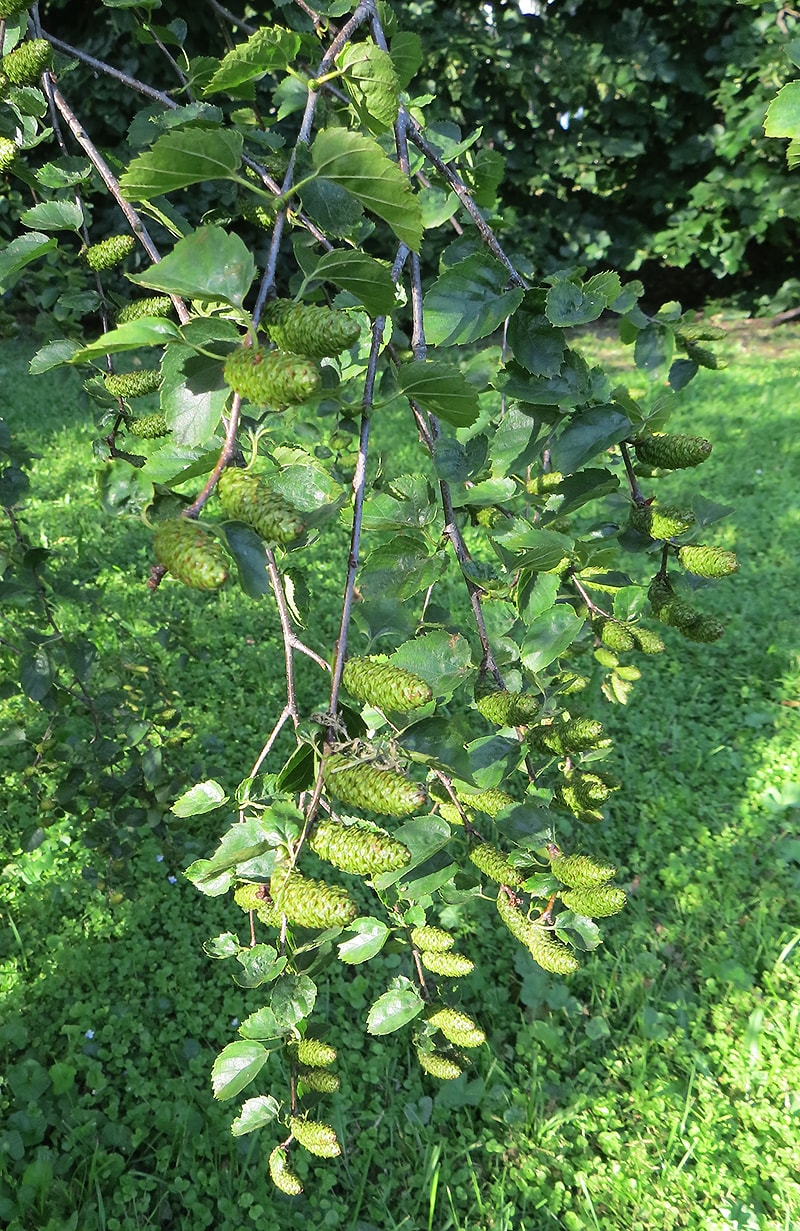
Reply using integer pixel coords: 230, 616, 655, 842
634, 324, 674, 375
366, 981, 425, 1035
71, 318, 181, 364
338, 41, 400, 133
337, 917, 390, 965
396, 359, 480, 427
517, 571, 559, 623
303, 248, 396, 317
20, 200, 84, 232
555, 910, 602, 951
231, 1095, 281, 1137
297, 175, 365, 238
360, 536, 447, 601
521, 606, 585, 673
29, 339, 81, 374
391, 629, 472, 700
491, 521, 573, 572
271, 974, 317, 1030
308, 128, 423, 251
235, 945, 285, 989
390, 31, 423, 90
432, 436, 469, 483
545, 280, 606, 327
128, 226, 255, 307
237, 1005, 282, 1039
211, 1040, 268, 1100
205, 26, 301, 95
20, 650, 54, 702
204, 932, 240, 959
160, 346, 229, 447
508, 310, 566, 377
222, 522, 271, 599
119, 127, 243, 200
449, 477, 516, 508
0, 233, 58, 293
764, 81, 800, 140
172, 779, 228, 817
424, 253, 524, 345
35, 157, 92, 189
551, 405, 632, 475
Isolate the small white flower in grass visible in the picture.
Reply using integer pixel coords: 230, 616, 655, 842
156, 854, 164, 862
168, 875, 177, 884
85, 1030, 94, 1039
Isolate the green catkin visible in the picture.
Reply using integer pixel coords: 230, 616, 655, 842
268, 1146, 303, 1196
425, 1007, 486, 1049
217, 468, 305, 548
298, 1067, 341, 1093
233, 882, 283, 927
560, 885, 627, 917
416, 1049, 467, 1080
683, 341, 722, 369
342, 656, 433, 712
289, 1117, 341, 1159
126, 413, 169, 439
288, 1039, 337, 1068
648, 573, 725, 642
457, 787, 515, 817
468, 842, 524, 887
438, 801, 467, 827
495, 894, 580, 974
529, 717, 610, 756
549, 852, 616, 888
631, 625, 666, 654
223, 344, 322, 408
105, 369, 161, 399
322, 753, 427, 818
677, 544, 739, 578
552, 783, 604, 824
629, 502, 697, 540
0, 0, 30, 19
410, 926, 455, 953
526, 471, 564, 495
116, 296, 173, 324
308, 819, 411, 876
596, 619, 636, 652
270, 869, 357, 929
83, 234, 136, 272
633, 432, 712, 469
420, 950, 475, 978
3, 38, 53, 87
152, 518, 229, 591
264, 299, 361, 358
474, 673, 540, 726
0, 137, 17, 172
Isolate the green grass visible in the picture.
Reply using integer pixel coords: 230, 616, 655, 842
1, 322, 800, 1230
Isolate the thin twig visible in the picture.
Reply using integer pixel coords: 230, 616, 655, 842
183, 394, 243, 517
620, 440, 645, 503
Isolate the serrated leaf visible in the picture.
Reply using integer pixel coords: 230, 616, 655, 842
521, 605, 585, 673
205, 26, 301, 95
764, 81, 800, 139
391, 629, 472, 699
271, 974, 317, 1030
231, 1094, 281, 1137
303, 248, 396, 317
20, 649, 53, 702
160, 346, 228, 447
238, 1005, 282, 1039
308, 128, 423, 251
29, 339, 81, 374
545, 281, 606, 327
390, 31, 423, 90
128, 225, 255, 307
20, 200, 84, 232
507, 310, 566, 377
221, 522, 271, 599
366, 983, 424, 1035
298, 175, 365, 238
0, 232, 58, 293
424, 253, 524, 346
71, 318, 181, 364
396, 359, 480, 427
337, 917, 390, 965
35, 157, 92, 188
211, 1040, 268, 1100
338, 41, 400, 133
172, 779, 228, 817
235, 944, 285, 989
551, 404, 632, 475
119, 127, 243, 200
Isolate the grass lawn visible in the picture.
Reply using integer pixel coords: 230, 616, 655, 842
1, 318, 799, 1231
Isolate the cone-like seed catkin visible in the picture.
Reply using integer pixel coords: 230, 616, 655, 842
289, 1117, 341, 1158
233, 882, 283, 927
596, 619, 635, 652
426, 1007, 486, 1049
633, 432, 712, 469
468, 842, 524, 887
526, 471, 563, 496
410, 926, 455, 953
420, 950, 475, 978
298, 1067, 341, 1093
268, 1146, 303, 1196
495, 894, 580, 974
3, 38, 53, 87
264, 299, 361, 358
0, 0, 31, 19
438, 801, 467, 827
223, 345, 322, 408
529, 717, 609, 756
309, 819, 410, 876
116, 296, 173, 324
218, 468, 305, 547
127, 413, 169, 439
323, 753, 427, 818
677, 544, 739, 578
416, 1049, 466, 1080
474, 673, 540, 726
288, 1038, 337, 1068
457, 787, 515, 817
270, 869, 357, 929
629, 502, 696, 540
0, 137, 17, 172
648, 574, 725, 642
560, 885, 627, 917
549, 852, 616, 888
83, 234, 136, 272
105, 369, 161, 399
631, 625, 666, 654
552, 783, 604, 823
153, 518, 229, 591
342, 656, 432, 712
